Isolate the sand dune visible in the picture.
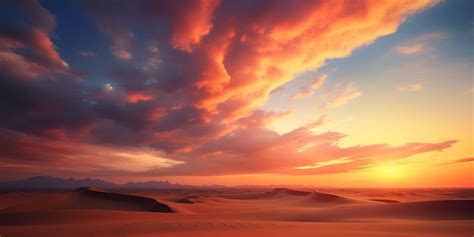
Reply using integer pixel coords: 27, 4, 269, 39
68, 187, 173, 212
292, 191, 365, 207
0, 188, 173, 213
268, 188, 311, 197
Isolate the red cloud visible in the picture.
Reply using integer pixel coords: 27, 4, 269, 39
0, 26, 69, 80
167, 0, 220, 51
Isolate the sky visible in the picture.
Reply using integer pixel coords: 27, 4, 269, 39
0, 0, 472, 187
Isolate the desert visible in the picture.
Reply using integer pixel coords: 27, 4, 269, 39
0, 182, 473, 237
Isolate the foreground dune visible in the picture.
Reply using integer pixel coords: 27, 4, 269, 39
0, 187, 172, 213
0, 188, 472, 237
69, 187, 173, 212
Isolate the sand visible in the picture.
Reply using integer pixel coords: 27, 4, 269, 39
0, 188, 472, 236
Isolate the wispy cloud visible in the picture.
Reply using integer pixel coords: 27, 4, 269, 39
320, 82, 362, 108
442, 157, 474, 166
394, 32, 446, 55
396, 43, 425, 55
291, 73, 327, 100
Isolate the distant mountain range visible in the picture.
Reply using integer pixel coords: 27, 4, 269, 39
0, 176, 189, 191
0, 176, 336, 191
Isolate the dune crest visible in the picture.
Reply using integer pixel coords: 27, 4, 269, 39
293, 191, 364, 206
69, 187, 173, 213
256, 188, 311, 199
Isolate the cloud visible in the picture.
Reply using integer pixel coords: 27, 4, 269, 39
237, 109, 293, 128
142, 121, 456, 176
0, 1, 91, 140
0, 129, 183, 179
395, 32, 446, 55
442, 157, 474, 166
4, 0, 56, 33
0, 25, 70, 79
1, 117, 456, 178
397, 82, 423, 92
126, 92, 154, 104
396, 43, 425, 55
291, 73, 327, 100
320, 81, 362, 108
0, 0, 72, 82
113, 47, 133, 60
0, 0, 446, 180
80, 0, 435, 119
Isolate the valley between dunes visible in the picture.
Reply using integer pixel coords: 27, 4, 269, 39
0, 187, 472, 237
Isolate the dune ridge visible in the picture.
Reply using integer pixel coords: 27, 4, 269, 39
292, 191, 365, 207
69, 187, 173, 212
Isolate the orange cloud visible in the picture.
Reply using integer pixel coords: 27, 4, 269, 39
195, 0, 434, 117
86, 0, 436, 122
169, 0, 220, 51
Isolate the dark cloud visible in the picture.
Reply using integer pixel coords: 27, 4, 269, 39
3, 0, 55, 33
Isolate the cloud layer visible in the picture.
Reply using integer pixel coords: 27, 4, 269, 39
0, 0, 448, 180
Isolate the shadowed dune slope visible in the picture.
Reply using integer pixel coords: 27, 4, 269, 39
68, 187, 173, 212
173, 198, 194, 204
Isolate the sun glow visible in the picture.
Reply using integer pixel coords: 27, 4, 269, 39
373, 164, 405, 180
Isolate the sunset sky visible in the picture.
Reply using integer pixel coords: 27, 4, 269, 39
0, 0, 472, 187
